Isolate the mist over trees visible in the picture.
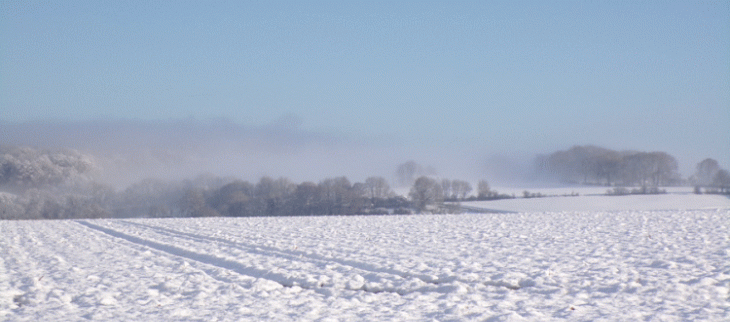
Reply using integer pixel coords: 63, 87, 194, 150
0, 145, 494, 220
534, 145, 681, 186
395, 161, 437, 187
2, 143, 728, 220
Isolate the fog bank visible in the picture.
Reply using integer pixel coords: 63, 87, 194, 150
0, 119, 497, 188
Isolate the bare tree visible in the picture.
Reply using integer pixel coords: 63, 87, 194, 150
647, 152, 679, 186
713, 169, 730, 193
451, 180, 472, 200
395, 161, 422, 187
440, 179, 452, 200
208, 180, 255, 217
293, 181, 322, 216
319, 177, 355, 215
364, 176, 392, 199
255, 177, 294, 216
409, 176, 443, 212
694, 158, 721, 186
477, 180, 492, 199
181, 189, 218, 217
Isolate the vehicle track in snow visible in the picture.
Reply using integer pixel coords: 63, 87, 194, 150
126, 220, 533, 291
118, 221, 453, 283
81, 220, 528, 295
3, 210, 729, 321
77, 221, 308, 289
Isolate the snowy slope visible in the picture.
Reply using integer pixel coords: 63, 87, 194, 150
2, 209, 729, 321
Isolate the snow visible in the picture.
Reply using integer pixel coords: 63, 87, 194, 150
461, 193, 730, 213
1, 195, 729, 321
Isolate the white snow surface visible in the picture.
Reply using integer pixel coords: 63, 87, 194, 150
461, 193, 730, 213
2, 198, 730, 321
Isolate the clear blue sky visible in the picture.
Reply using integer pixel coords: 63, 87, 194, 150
2, 0, 729, 174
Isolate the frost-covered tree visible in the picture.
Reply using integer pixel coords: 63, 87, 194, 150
0, 146, 96, 189
180, 188, 218, 217
409, 176, 443, 212
255, 177, 295, 216
116, 178, 182, 218
364, 176, 392, 199
477, 180, 492, 199
440, 179, 452, 200
207, 180, 255, 217
293, 181, 322, 216
451, 180, 472, 200
319, 177, 358, 215
0, 192, 23, 219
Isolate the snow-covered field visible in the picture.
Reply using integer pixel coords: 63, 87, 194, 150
461, 192, 730, 213
1, 195, 729, 321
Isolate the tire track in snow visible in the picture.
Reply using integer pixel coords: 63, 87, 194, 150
79, 220, 453, 295
77, 221, 306, 290
113, 221, 436, 294
116, 220, 529, 292
120, 220, 448, 282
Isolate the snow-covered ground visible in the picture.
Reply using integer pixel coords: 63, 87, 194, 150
1, 195, 729, 321
461, 192, 730, 213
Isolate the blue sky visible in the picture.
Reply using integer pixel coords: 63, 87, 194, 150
1, 0, 729, 175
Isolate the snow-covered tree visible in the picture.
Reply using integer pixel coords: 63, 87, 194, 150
0, 146, 96, 189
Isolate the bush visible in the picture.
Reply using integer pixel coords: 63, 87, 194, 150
392, 207, 413, 215
607, 187, 629, 195
607, 186, 666, 196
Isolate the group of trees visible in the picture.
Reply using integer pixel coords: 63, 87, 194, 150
182, 175, 499, 218
691, 158, 730, 194
0, 152, 498, 219
194, 176, 404, 217
407, 177, 505, 212
534, 145, 681, 186
0, 146, 96, 189
533, 145, 730, 194
2, 144, 728, 220
0, 146, 107, 220
0, 145, 417, 220
0, 171, 481, 220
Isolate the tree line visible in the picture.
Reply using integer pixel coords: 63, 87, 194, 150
0, 173, 502, 220
534, 145, 682, 186
534, 145, 730, 193
2, 145, 728, 220
1, 146, 507, 220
